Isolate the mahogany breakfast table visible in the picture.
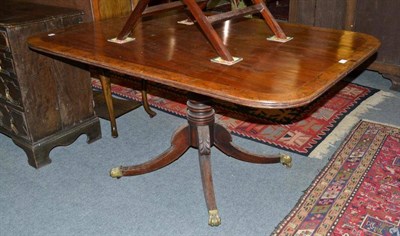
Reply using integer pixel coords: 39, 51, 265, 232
28, 8, 380, 226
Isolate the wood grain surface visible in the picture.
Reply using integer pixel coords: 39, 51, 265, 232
28, 11, 380, 109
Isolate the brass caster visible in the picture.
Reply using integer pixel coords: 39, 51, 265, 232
280, 154, 292, 168
111, 128, 118, 138
208, 209, 221, 226
110, 167, 123, 178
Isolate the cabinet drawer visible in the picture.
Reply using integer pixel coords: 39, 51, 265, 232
0, 74, 23, 108
0, 103, 29, 139
0, 31, 9, 52
0, 55, 16, 77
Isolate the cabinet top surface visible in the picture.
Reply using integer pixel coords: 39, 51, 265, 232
28, 12, 380, 109
0, 1, 83, 26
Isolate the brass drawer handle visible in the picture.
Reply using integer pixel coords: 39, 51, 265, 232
5, 87, 12, 102
10, 117, 18, 134
11, 122, 18, 134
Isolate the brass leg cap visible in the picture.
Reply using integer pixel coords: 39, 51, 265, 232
110, 167, 123, 178
280, 154, 292, 168
208, 209, 221, 226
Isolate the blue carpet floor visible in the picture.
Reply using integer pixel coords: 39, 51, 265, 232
1, 71, 399, 236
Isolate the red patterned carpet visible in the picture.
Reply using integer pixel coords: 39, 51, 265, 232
92, 79, 378, 156
273, 120, 400, 235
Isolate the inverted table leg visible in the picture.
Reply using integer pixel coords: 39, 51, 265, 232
110, 96, 291, 226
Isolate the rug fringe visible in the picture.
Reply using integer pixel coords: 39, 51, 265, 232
309, 90, 397, 159
361, 118, 400, 129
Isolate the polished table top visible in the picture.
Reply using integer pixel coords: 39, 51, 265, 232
28, 12, 379, 109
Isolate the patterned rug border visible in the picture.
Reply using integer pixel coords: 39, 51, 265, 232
92, 79, 386, 157
309, 90, 395, 158
272, 119, 400, 235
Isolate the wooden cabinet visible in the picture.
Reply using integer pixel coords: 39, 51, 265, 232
289, 0, 400, 91
21, 0, 94, 22
25, 0, 136, 22
0, 1, 101, 168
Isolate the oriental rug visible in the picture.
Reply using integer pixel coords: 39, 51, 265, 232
273, 120, 400, 236
92, 79, 381, 157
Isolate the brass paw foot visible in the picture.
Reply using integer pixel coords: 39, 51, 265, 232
110, 167, 123, 178
280, 154, 292, 168
208, 209, 221, 226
